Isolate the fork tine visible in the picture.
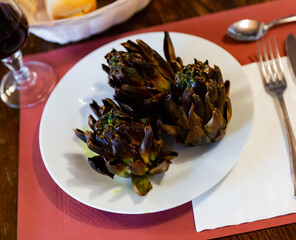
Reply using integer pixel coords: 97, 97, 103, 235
262, 39, 277, 82
257, 40, 263, 63
262, 38, 269, 62
272, 37, 285, 82
257, 40, 269, 85
267, 38, 280, 81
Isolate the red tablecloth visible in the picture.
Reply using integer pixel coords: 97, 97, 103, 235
18, 0, 296, 239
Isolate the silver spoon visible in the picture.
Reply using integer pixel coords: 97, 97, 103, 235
227, 15, 296, 41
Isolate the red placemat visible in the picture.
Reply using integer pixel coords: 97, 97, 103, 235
18, 0, 296, 239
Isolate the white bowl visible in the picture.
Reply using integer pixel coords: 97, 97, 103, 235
24, 0, 151, 44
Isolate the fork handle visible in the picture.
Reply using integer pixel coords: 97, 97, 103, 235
278, 95, 296, 197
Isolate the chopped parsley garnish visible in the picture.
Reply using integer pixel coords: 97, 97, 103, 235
98, 111, 120, 130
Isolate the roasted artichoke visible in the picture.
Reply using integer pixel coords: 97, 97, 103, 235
75, 32, 233, 196
102, 32, 178, 118
159, 59, 232, 146
74, 98, 178, 196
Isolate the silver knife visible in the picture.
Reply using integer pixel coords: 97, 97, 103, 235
285, 33, 296, 78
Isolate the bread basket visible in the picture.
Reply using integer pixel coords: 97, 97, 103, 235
17, 0, 151, 44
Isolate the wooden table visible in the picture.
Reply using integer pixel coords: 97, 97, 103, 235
1, 0, 296, 239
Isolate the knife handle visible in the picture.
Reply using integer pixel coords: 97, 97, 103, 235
278, 95, 296, 197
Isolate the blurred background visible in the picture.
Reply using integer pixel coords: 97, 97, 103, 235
21, 0, 273, 55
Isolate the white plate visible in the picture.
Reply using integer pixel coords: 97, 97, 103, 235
39, 32, 254, 214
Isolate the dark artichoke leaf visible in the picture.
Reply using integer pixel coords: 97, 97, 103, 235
111, 138, 137, 166
204, 92, 215, 124
102, 63, 110, 75
176, 57, 183, 68
213, 65, 224, 84
116, 122, 144, 146
128, 53, 155, 80
121, 40, 145, 55
95, 133, 109, 148
180, 87, 193, 114
88, 156, 114, 178
143, 92, 167, 105
224, 80, 230, 97
225, 98, 232, 124
88, 115, 96, 131
102, 98, 121, 113
188, 104, 203, 128
164, 31, 183, 73
116, 69, 144, 88
148, 160, 171, 175
163, 31, 175, 62
204, 108, 226, 140
120, 84, 157, 99
86, 138, 106, 157
74, 128, 86, 142
158, 120, 181, 137
106, 162, 131, 178
140, 126, 158, 164
84, 130, 95, 141
128, 159, 149, 176
206, 79, 218, 103
131, 175, 152, 196
165, 96, 190, 131
156, 139, 164, 153
116, 101, 143, 121
108, 75, 121, 88
213, 128, 226, 142
192, 93, 206, 121
114, 88, 148, 117
90, 100, 104, 118
114, 86, 163, 118
148, 71, 170, 92
85, 132, 113, 159
216, 84, 226, 115
159, 151, 178, 161
136, 39, 175, 79
184, 126, 211, 146
100, 126, 116, 141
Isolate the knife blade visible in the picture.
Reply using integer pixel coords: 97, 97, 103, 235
285, 33, 296, 78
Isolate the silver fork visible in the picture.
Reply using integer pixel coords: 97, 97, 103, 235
257, 38, 296, 197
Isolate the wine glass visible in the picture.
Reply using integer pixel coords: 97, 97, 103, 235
0, 0, 57, 108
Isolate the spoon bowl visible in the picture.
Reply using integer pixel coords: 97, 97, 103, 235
227, 19, 268, 41
227, 15, 296, 42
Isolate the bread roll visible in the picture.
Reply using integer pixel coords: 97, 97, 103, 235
45, 0, 97, 20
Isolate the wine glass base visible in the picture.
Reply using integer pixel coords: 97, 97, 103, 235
0, 61, 57, 108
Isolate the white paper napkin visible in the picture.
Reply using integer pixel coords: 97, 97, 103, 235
192, 57, 296, 232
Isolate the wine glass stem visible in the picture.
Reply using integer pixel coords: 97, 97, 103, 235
1, 50, 31, 86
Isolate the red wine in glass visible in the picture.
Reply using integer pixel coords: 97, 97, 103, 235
0, 0, 57, 108
0, 2, 28, 59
